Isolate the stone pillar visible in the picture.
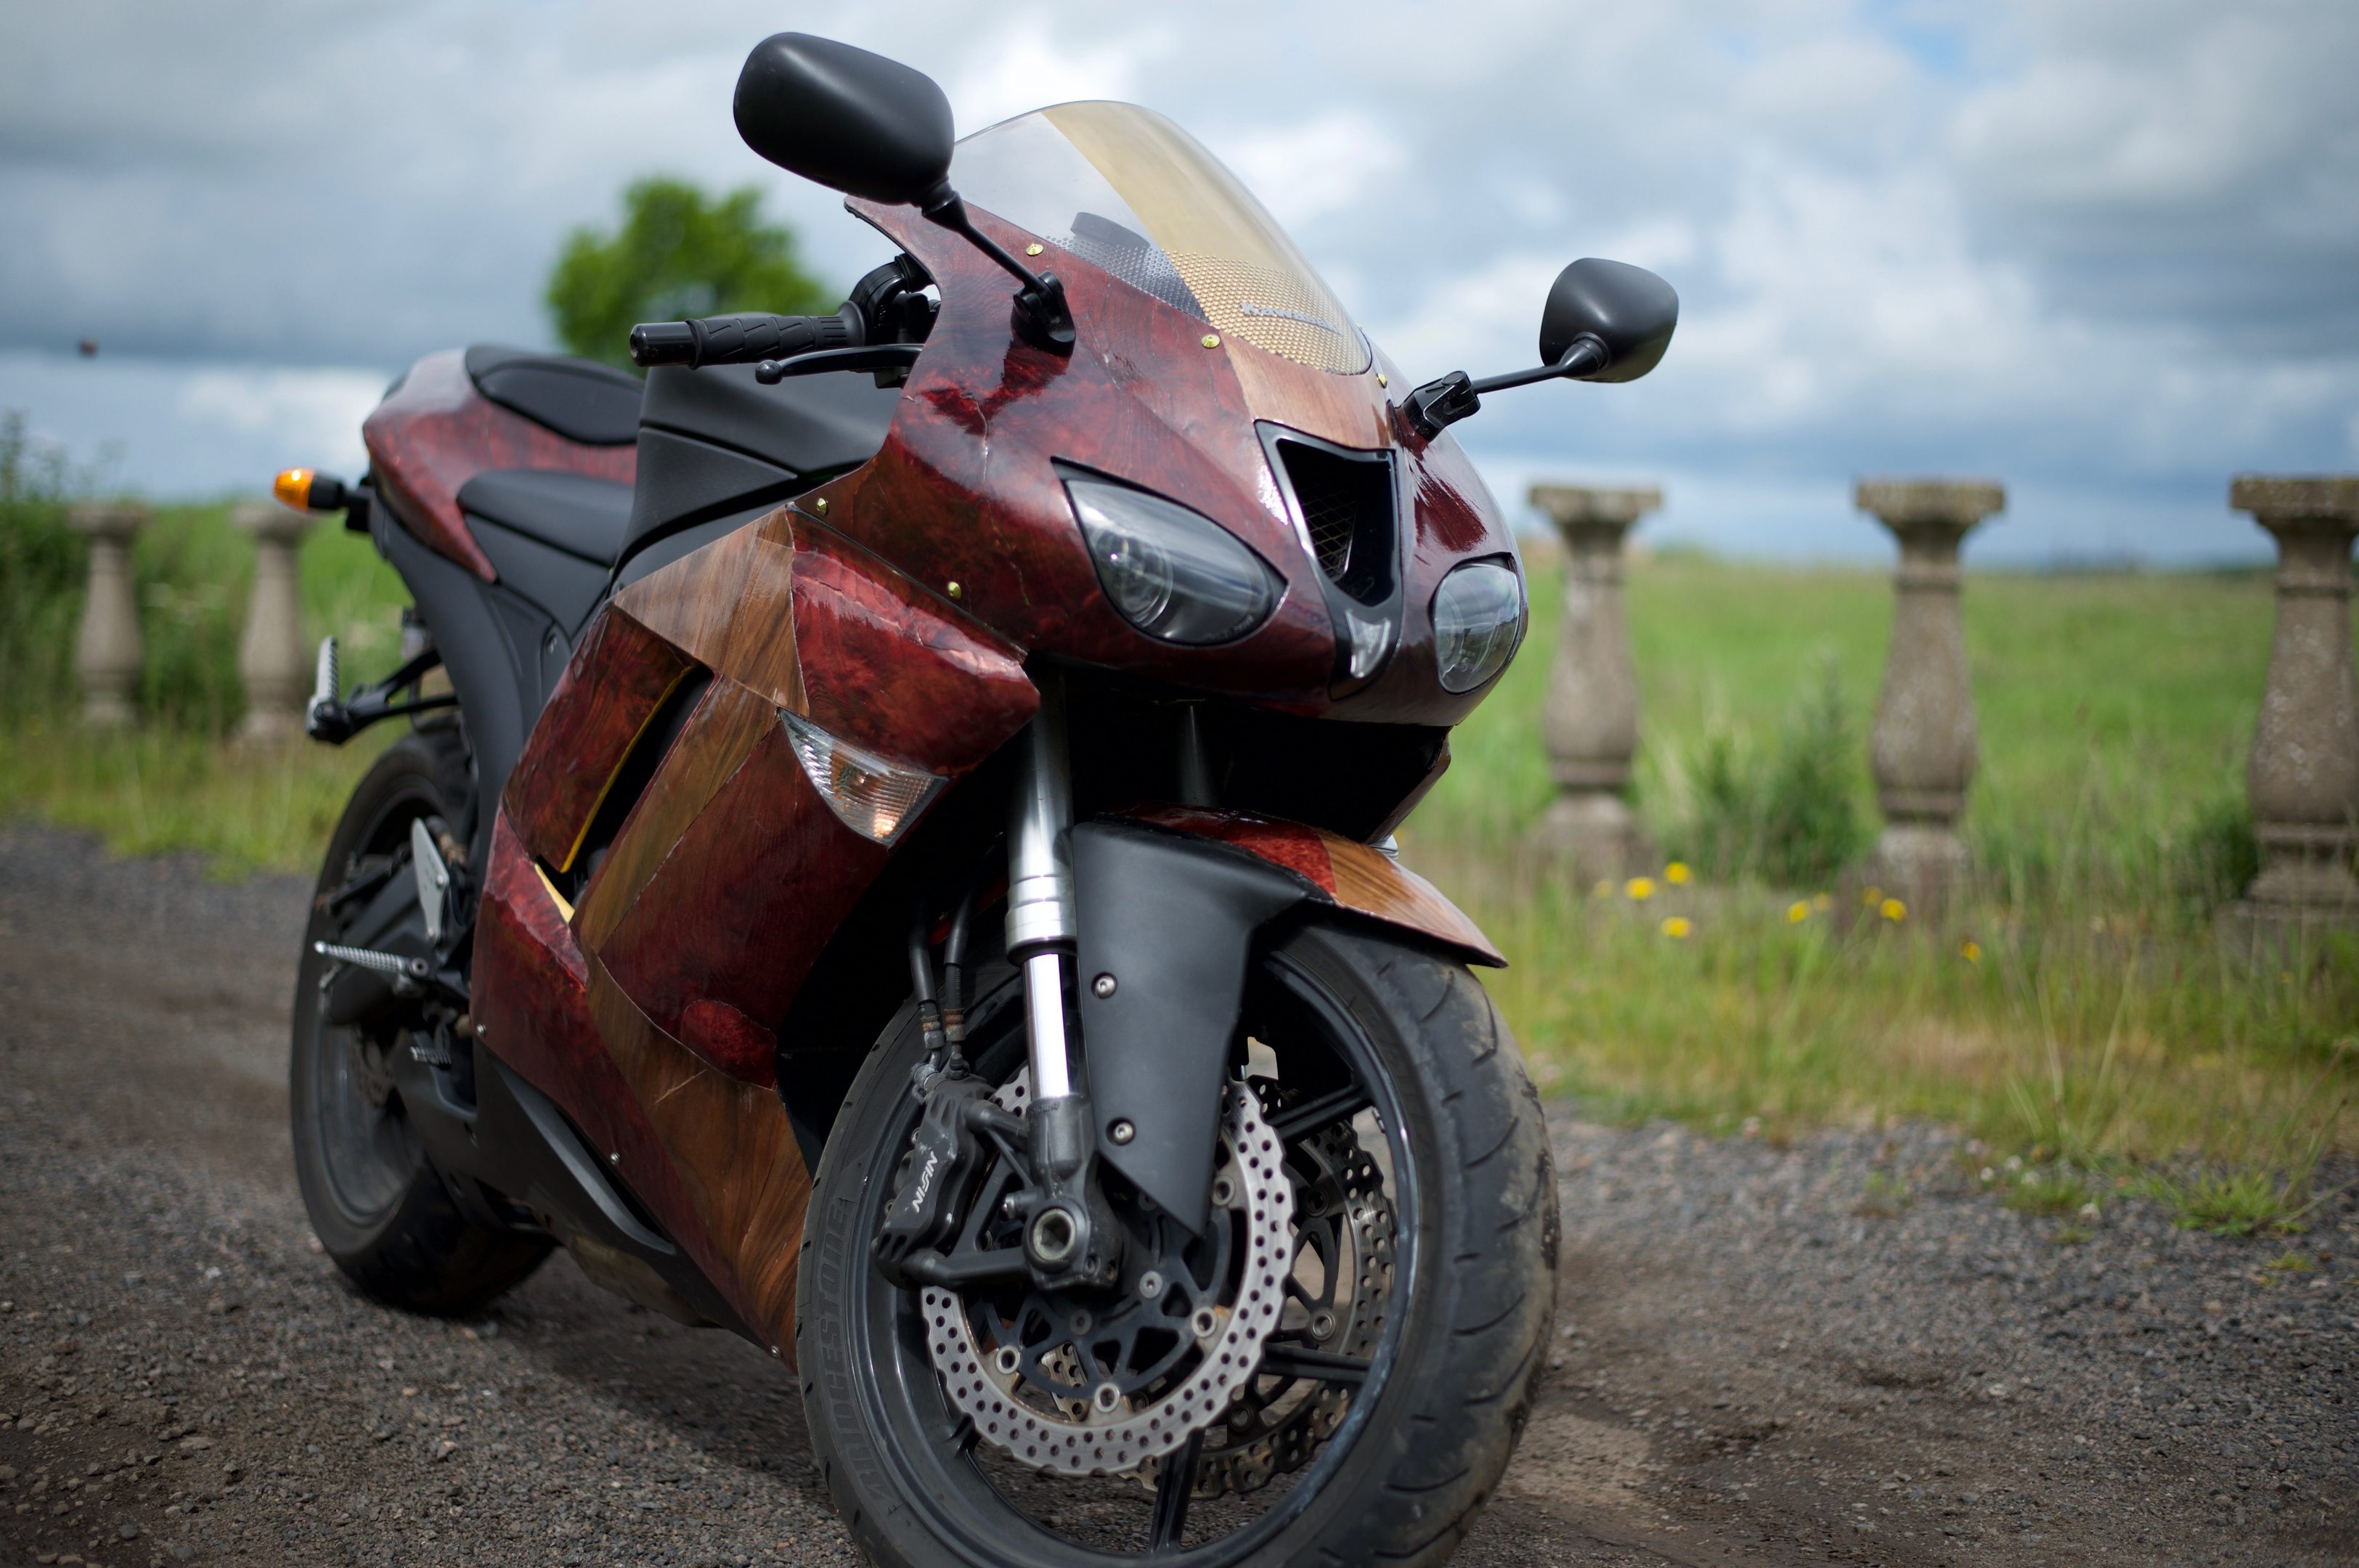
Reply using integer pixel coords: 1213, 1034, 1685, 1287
69, 503, 148, 728
2228, 475, 2359, 932
235, 499, 317, 742
1528, 484, 1660, 880
1856, 478, 2003, 902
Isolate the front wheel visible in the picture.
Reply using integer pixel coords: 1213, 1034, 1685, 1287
798, 921, 1558, 1567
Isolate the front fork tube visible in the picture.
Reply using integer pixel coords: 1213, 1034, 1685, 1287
1003, 673, 1119, 1286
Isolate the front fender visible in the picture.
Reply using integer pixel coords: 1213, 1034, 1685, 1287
1113, 804, 1502, 966
1073, 807, 1500, 1234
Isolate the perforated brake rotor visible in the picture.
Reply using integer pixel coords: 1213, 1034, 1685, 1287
922, 1083, 1295, 1477
1141, 1098, 1396, 1500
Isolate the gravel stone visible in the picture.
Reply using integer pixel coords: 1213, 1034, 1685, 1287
0, 822, 2350, 1564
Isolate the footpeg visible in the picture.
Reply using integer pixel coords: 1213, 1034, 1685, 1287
313, 940, 431, 987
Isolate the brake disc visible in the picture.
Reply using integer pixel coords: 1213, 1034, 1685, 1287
923, 1082, 1295, 1477
1147, 1101, 1396, 1498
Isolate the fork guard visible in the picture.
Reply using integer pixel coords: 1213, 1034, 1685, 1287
1074, 808, 1501, 1233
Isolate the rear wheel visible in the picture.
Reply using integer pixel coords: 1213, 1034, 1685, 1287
798, 921, 1557, 1567
289, 728, 550, 1311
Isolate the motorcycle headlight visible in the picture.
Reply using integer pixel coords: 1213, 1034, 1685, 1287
1064, 475, 1280, 645
1431, 559, 1525, 693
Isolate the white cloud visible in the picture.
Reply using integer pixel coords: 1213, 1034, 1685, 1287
1, 0, 2352, 557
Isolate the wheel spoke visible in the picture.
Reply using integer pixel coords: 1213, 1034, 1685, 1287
1149, 1430, 1203, 1551
1258, 1345, 1370, 1385
1270, 1081, 1372, 1143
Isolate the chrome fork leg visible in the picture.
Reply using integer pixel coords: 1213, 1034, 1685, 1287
1006, 672, 1076, 1100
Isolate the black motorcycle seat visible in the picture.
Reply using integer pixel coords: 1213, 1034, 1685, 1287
464, 345, 643, 447
457, 468, 634, 565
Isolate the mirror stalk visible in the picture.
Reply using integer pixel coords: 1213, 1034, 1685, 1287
1403, 336, 1610, 440
921, 185, 1076, 354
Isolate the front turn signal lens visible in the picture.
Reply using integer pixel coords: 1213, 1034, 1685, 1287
781, 710, 944, 846
1432, 559, 1525, 693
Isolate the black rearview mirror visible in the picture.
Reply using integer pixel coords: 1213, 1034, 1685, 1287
1539, 258, 1679, 384
733, 33, 956, 204
731, 33, 1077, 354
1403, 256, 1679, 438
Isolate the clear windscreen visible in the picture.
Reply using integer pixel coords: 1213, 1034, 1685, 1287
951, 102, 1371, 376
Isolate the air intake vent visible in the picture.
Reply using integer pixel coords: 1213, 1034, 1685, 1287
1273, 438, 1396, 606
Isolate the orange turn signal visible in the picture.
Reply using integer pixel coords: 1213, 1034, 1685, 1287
274, 467, 316, 511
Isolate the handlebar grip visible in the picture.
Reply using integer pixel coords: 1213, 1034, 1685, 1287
628, 306, 865, 369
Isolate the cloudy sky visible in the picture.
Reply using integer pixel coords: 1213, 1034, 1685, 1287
4, 0, 2355, 563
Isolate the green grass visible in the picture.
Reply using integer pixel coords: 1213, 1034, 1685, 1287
4, 473, 2355, 1194
1403, 550, 2359, 1185
0, 472, 408, 874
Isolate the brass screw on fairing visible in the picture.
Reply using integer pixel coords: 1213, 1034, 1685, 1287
947, 581, 963, 599
1026, 243, 1045, 257
813, 497, 828, 515
1377, 372, 1389, 388
1201, 334, 1221, 349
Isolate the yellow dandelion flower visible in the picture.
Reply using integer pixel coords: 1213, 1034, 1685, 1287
1664, 862, 1692, 886
1812, 892, 1833, 911
1861, 885, 1883, 907
1880, 897, 1907, 923
1786, 900, 1810, 923
1960, 939, 1983, 963
1624, 876, 1656, 901
1661, 916, 1692, 939
1592, 878, 1615, 898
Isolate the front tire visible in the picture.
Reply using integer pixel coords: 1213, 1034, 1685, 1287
289, 728, 550, 1312
798, 920, 1557, 1567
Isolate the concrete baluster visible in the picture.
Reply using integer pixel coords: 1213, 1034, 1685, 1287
69, 503, 148, 728
1856, 478, 2004, 902
2228, 475, 2359, 934
1528, 484, 1660, 880
235, 498, 317, 742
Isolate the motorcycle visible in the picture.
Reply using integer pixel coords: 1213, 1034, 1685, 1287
280, 32, 1675, 1567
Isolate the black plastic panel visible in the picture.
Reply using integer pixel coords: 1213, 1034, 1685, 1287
457, 468, 634, 565
463, 345, 643, 446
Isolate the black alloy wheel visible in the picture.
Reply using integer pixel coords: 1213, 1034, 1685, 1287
798, 920, 1557, 1567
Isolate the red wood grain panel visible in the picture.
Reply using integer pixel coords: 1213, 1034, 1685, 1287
786, 517, 1035, 771
1123, 803, 1503, 965
834, 197, 1523, 726
583, 955, 812, 1357
362, 349, 637, 583
611, 514, 805, 714
471, 811, 738, 1302
596, 717, 889, 1058
614, 505, 1036, 774
816, 205, 1338, 708
573, 679, 778, 953
503, 606, 696, 871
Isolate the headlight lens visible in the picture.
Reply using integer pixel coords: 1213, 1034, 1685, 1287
1065, 476, 1279, 645
1431, 560, 1525, 693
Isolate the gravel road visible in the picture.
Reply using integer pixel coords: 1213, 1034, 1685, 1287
1, 822, 2351, 1567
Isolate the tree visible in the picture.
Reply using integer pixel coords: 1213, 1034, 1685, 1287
545, 176, 831, 369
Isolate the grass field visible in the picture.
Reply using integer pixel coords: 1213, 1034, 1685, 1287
1403, 548, 2358, 1223
3, 475, 2352, 1225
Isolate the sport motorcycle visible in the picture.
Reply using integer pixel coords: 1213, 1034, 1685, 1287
281, 33, 1676, 1567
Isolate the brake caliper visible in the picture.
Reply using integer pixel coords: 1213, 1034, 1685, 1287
871, 1069, 997, 1287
